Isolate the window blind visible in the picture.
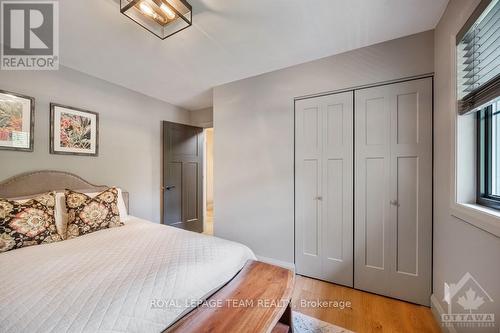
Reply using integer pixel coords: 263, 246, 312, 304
457, 0, 500, 115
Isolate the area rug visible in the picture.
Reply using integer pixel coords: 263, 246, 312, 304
293, 311, 355, 333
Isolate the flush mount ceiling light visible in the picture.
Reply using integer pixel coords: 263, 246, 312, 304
120, 0, 192, 39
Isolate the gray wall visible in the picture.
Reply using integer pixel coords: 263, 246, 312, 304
434, 0, 500, 329
0, 66, 190, 222
189, 107, 213, 128
213, 31, 434, 264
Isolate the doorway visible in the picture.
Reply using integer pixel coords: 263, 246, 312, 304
204, 128, 214, 235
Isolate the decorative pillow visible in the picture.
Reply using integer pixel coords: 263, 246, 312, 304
7, 192, 67, 239
65, 188, 123, 239
0, 192, 61, 253
82, 188, 128, 222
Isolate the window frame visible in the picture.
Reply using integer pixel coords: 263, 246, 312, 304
451, 0, 500, 238
477, 104, 500, 210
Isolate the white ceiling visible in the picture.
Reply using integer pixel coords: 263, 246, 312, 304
60, 0, 448, 110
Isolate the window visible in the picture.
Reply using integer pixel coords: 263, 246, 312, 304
456, 0, 500, 211
477, 98, 500, 209
452, 0, 500, 236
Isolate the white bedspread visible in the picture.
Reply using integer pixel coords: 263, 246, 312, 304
0, 217, 255, 333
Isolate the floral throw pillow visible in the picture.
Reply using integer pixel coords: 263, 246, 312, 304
0, 192, 61, 253
65, 188, 123, 239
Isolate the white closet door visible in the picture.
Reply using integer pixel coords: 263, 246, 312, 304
354, 78, 432, 306
295, 91, 353, 287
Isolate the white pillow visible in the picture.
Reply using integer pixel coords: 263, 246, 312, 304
55, 192, 68, 238
117, 188, 129, 221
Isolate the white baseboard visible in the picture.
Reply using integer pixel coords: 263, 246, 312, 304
431, 294, 456, 333
256, 255, 295, 271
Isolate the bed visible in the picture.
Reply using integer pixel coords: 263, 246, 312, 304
0, 171, 294, 333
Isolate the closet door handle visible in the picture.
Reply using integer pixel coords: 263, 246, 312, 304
315, 196, 323, 201
390, 200, 400, 207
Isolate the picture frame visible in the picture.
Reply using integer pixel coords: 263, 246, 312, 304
50, 103, 99, 156
0, 89, 35, 152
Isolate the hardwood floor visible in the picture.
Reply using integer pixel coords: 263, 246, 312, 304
292, 275, 441, 333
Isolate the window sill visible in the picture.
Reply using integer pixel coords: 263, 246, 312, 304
451, 202, 500, 238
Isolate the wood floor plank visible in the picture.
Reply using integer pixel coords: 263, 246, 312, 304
292, 275, 441, 333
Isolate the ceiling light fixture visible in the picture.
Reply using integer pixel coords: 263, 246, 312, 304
160, 3, 176, 20
121, 0, 192, 40
139, 2, 154, 16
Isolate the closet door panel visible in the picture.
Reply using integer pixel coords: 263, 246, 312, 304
295, 91, 353, 287
389, 78, 432, 305
396, 92, 419, 144
295, 100, 322, 277
365, 97, 388, 146
355, 77, 432, 306
354, 88, 392, 293
364, 157, 386, 269
325, 158, 344, 261
302, 159, 320, 257
396, 156, 418, 275
322, 94, 353, 286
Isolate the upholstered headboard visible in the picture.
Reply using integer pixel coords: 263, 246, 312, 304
0, 170, 129, 212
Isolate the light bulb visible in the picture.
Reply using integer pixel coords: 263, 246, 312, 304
160, 3, 176, 20
139, 2, 154, 16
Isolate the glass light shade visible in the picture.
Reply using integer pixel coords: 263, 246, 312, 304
120, 0, 192, 39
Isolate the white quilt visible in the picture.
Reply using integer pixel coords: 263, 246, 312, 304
0, 217, 255, 333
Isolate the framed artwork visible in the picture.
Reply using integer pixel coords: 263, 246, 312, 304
50, 103, 99, 156
0, 90, 35, 152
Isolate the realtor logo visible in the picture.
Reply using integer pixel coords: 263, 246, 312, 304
1, 0, 59, 70
442, 272, 495, 329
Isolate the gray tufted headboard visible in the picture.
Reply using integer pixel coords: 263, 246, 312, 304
0, 170, 129, 212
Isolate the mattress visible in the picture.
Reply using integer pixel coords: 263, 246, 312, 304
0, 217, 256, 333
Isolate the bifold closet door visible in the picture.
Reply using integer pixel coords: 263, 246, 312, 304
354, 77, 432, 306
295, 91, 353, 287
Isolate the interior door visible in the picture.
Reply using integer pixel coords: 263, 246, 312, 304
295, 91, 354, 287
354, 77, 432, 305
162, 121, 204, 233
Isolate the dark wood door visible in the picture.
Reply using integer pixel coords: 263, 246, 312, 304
162, 121, 204, 232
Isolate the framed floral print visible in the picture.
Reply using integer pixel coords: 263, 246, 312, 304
0, 90, 35, 152
50, 103, 99, 156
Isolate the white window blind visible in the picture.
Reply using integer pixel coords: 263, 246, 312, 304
457, 0, 500, 114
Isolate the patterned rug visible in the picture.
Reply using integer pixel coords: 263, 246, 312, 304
293, 311, 355, 333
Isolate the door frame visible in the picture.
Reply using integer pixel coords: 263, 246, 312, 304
202, 128, 214, 234
293, 74, 434, 304
161, 121, 166, 225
